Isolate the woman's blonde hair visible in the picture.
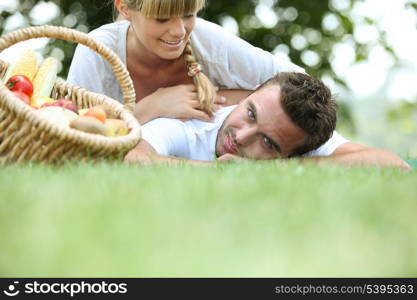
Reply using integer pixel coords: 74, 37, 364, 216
117, 0, 216, 114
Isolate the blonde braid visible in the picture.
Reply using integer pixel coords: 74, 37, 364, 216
183, 41, 217, 114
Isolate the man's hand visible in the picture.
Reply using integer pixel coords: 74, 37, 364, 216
124, 141, 155, 166
124, 149, 149, 166
217, 153, 249, 163
124, 139, 214, 166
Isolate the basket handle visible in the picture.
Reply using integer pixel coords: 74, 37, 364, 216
0, 25, 136, 112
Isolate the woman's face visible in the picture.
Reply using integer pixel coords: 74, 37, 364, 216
128, 10, 197, 60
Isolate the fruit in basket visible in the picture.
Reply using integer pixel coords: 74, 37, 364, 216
6, 75, 34, 98
55, 99, 78, 113
78, 104, 117, 118
3, 49, 39, 82
96, 104, 118, 119
70, 116, 107, 136
78, 108, 88, 116
37, 106, 78, 128
30, 95, 55, 109
41, 99, 78, 114
32, 57, 58, 98
104, 119, 129, 137
84, 106, 107, 123
12, 90, 31, 105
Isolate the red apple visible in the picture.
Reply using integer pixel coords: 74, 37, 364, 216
41, 98, 78, 114
12, 90, 30, 105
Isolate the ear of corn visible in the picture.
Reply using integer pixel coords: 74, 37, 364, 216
2, 49, 39, 82
32, 57, 59, 98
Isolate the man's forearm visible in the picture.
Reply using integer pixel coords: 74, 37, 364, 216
124, 148, 214, 166
301, 143, 410, 170
218, 89, 252, 105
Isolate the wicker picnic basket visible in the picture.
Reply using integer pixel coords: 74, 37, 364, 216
0, 25, 141, 164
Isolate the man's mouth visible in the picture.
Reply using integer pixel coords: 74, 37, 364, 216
224, 131, 238, 155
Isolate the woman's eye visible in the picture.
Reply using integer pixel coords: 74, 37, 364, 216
156, 18, 169, 23
248, 109, 255, 121
263, 136, 273, 150
184, 14, 195, 19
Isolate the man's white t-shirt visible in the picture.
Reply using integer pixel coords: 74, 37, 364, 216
141, 105, 349, 161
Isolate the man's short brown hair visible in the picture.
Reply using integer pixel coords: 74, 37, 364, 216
257, 72, 337, 157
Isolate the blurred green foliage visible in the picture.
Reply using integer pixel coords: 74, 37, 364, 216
0, 0, 112, 77
0, 0, 412, 134
387, 100, 417, 134
3, 0, 394, 82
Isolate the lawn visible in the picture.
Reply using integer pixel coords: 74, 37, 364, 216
0, 161, 416, 277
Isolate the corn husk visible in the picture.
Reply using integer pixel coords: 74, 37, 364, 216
32, 57, 58, 98
2, 49, 39, 82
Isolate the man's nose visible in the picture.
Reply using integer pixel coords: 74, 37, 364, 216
235, 126, 256, 146
169, 18, 186, 38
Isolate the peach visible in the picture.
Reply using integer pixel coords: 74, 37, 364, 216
84, 107, 106, 123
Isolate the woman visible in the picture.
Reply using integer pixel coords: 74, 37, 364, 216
67, 0, 303, 124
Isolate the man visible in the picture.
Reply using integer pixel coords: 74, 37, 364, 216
125, 72, 409, 170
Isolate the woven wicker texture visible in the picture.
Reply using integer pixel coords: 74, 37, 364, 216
0, 25, 141, 164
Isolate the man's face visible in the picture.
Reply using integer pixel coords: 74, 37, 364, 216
215, 85, 307, 159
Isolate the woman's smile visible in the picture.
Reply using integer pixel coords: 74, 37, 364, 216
159, 38, 184, 49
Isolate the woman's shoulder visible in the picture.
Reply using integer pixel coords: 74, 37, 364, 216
191, 18, 240, 64
192, 19, 273, 69
192, 18, 268, 59
191, 18, 304, 89
89, 20, 130, 36
194, 18, 224, 32
87, 20, 130, 49
193, 18, 237, 43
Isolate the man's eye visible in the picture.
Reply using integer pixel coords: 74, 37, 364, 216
248, 109, 255, 121
263, 136, 273, 150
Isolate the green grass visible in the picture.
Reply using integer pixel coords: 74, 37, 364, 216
0, 161, 416, 277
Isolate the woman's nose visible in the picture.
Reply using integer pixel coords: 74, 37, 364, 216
169, 18, 186, 38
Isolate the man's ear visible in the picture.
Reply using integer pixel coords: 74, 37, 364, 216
114, 0, 131, 21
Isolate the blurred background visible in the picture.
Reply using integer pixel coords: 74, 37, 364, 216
1, 0, 417, 158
